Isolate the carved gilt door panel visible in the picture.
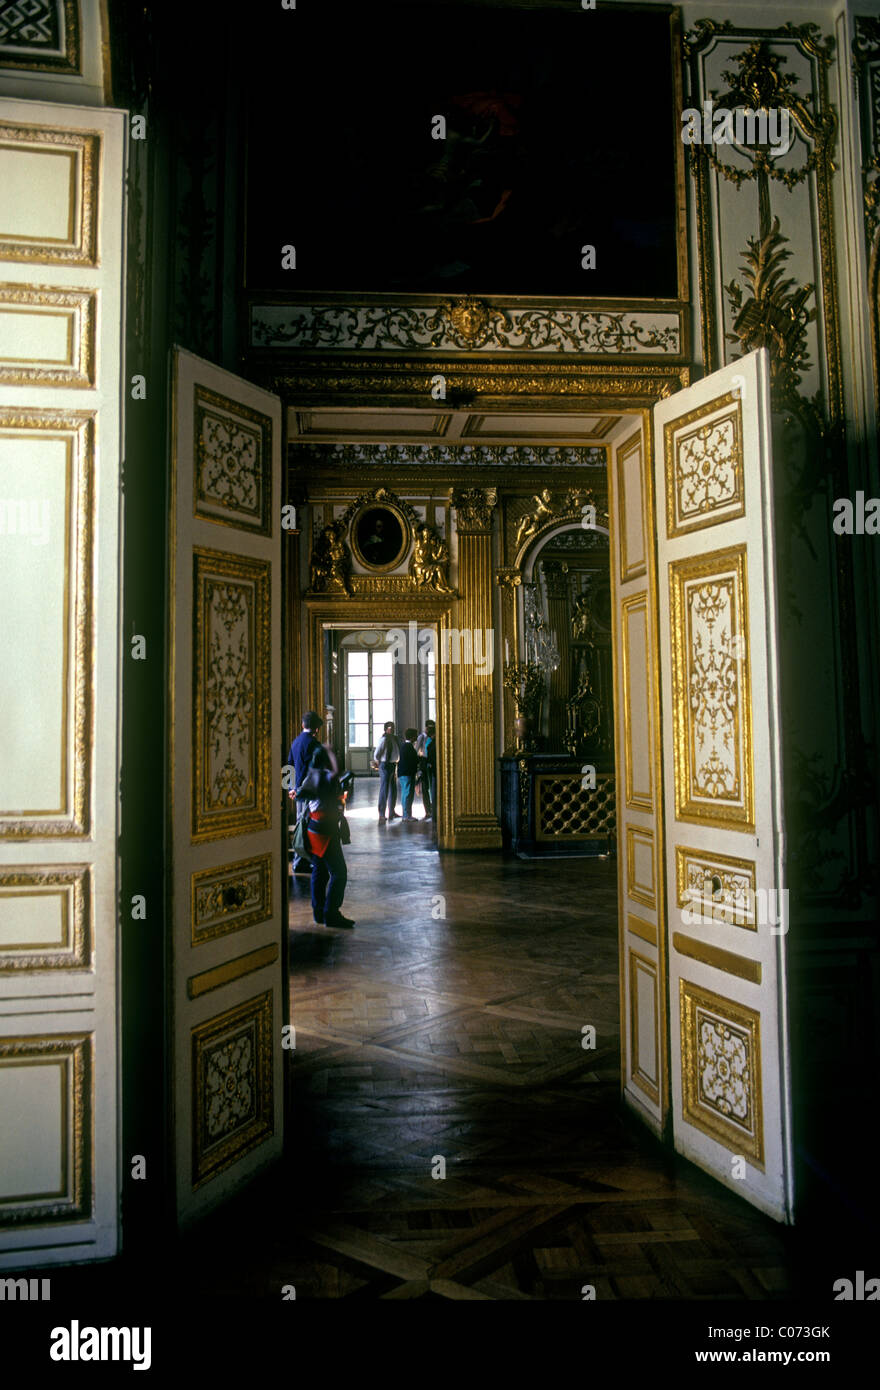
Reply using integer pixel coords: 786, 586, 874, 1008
654, 348, 794, 1221
609, 417, 669, 1135
169, 348, 284, 1225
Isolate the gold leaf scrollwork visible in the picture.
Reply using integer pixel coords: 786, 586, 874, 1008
725, 217, 816, 402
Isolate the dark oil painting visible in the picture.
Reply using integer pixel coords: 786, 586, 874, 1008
245, 1, 679, 299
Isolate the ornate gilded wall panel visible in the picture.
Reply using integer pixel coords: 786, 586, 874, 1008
192, 548, 271, 842
0, 0, 80, 73
664, 392, 745, 538
0, 409, 93, 839
191, 990, 274, 1190
191, 853, 272, 946
675, 845, 757, 930
0, 1032, 92, 1226
0, 122, 98, 266
626, 826, 656, 910
669, 546, 754, 830
680, 979, 764, 1168
0, 866, 91, 970
630, 950, 660, 1105
621, 594, 653, 813
193, 385, 273, 536
0, 283, 95, 387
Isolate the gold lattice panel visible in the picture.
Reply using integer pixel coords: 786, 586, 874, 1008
535, 774, 616, 841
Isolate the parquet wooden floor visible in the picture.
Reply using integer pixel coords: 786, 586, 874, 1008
66, 806, 854, 1306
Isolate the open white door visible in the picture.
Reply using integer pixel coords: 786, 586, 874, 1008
0, 98, 125, 1266
169, 348, 284, 1225
609, 417, 669, 1135
654, 348, 793, 1222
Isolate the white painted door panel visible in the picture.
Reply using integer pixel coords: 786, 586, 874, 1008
169, 348, 283, 1225
654, 348, 793, 1221
0, 97, 125, 1266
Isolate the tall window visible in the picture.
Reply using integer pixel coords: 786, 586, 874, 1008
346, 648, 395, 750
426, 645, 436, 722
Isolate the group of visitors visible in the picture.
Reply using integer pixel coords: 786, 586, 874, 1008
371, 719, 436, 822
287, 712, 437, 931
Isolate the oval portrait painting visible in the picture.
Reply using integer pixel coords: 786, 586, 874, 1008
352, 505, 408, 571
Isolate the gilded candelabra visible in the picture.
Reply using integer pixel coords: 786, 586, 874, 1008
503, 661, 545, 752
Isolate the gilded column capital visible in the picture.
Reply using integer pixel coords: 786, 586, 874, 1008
451, 486, 498, 533
540, 558, 570, 600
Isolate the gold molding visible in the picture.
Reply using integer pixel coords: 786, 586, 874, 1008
680, 978, 764, 1168
0, 866, 91, 970
616, 427, 647, 583
0, 1032, 92, 1226
669, 544, 754, 831
187, 943, 279, 999
0, 282, 96, 388
192, 547, 272, 843
261, 359, 690, 410
306, 598, 455, 849
191, 852, 273, 946
621, 592, 653, 813
673, 932, 761, 984
191, 990, 274, 1189
628, 913, 657, 947
629, 949, 660, 1104
626, 825, 656, 910
0, 409, 94, 839
0, 122, 99, 266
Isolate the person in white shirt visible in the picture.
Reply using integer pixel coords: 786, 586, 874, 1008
414, 719, 435, 820
372, 721, 401, 821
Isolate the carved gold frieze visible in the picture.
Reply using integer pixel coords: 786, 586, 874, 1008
0, 283, 96, 388
675, 845, 757, 929
193, 385, 273, 536
0, 866, 91, 970
0, 1032, 92, 1226
191, 853, 273, 946
191, 990, 274, 1189
192, 548, 272, 843
669, 546, 754, 830
664, 392, 745, 538
680, 979, 764, 1167
0, 122, 99, 266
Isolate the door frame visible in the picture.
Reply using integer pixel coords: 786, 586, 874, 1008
305, 602, 456, 849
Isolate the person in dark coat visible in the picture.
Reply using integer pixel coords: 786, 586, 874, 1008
397, 728, 419, 820
301, 743, 354, 930
288, 711, 324, 873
